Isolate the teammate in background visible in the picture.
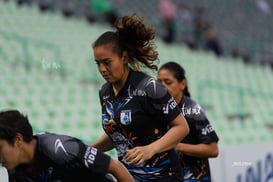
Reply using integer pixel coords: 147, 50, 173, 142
159, 0, 176, 43
91, 14, 189, 181
157, 61, 219, 182
0, 109, 134, 182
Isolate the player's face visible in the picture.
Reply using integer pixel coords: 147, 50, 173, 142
157, 68, 185, 102
0, 138, 21, 170
94, 44, 129, 85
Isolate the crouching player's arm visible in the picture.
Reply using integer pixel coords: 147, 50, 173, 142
108, 157, 134, 182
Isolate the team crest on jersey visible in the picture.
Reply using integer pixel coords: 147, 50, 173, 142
120, 110, 132, 125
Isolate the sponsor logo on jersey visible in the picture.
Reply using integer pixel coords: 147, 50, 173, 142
54, 139, 68, 156
181, 103, 201, 116
163, 97, 177, 114
120, 110, 132, 125
201, 124, 215, 135
84, 146, 98, 166
131, 89, 146, 96
163, 104, 169, 114
128, 84, 146, 97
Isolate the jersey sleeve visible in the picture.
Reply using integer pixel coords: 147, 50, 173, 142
39, 133, 111, 176
186, 108, 219, 144
81, 145, 111, 175
145, 78, 182, 124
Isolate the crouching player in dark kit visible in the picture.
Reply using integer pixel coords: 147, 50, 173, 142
0, 109, 134, 182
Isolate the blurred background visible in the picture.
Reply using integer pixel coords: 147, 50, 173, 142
0, 0, 273, 181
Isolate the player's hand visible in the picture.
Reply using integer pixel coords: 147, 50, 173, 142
124, 145, 155, 166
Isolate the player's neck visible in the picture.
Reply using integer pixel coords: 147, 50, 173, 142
21, 138, 37, 165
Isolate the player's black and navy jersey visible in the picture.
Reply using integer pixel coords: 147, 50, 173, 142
178, 96, 219, 182
99, 69, 183, 182
8, 132, 113, 182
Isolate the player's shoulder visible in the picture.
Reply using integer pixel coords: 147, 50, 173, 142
132, 71, 168, 99
183, 96, 198, 105
181, 96, 207, 119
35, 132, 74, 155
35, 132, 83, 165
99, 82, 111, 94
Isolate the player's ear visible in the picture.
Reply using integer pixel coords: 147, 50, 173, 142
180, 79, 187, 91
15, 133, 24, 147
122, 51, 128, 64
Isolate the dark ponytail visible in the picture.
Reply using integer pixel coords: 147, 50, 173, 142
93, 14, 159, 71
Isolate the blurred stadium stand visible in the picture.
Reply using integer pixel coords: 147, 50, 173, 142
5, 0, 273, 65
0, 0, 273, 152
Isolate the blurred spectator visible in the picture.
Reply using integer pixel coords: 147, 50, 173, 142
175, 2, 196, 49
231, 47, 251, 64
85, 10, 96, 24
159, 0, 176, 44
255, 0, 272, 14
255, 52, 273, 68
203, 22, 224, 57
192, 6, 206, 49
104, 8, 119, 27
92, 0, 119, 27
176, 2, 193, 24
81, 1, 97, 24
16, 0, 31, 6
38, 0, 52, 12
61, 0, 75, 18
